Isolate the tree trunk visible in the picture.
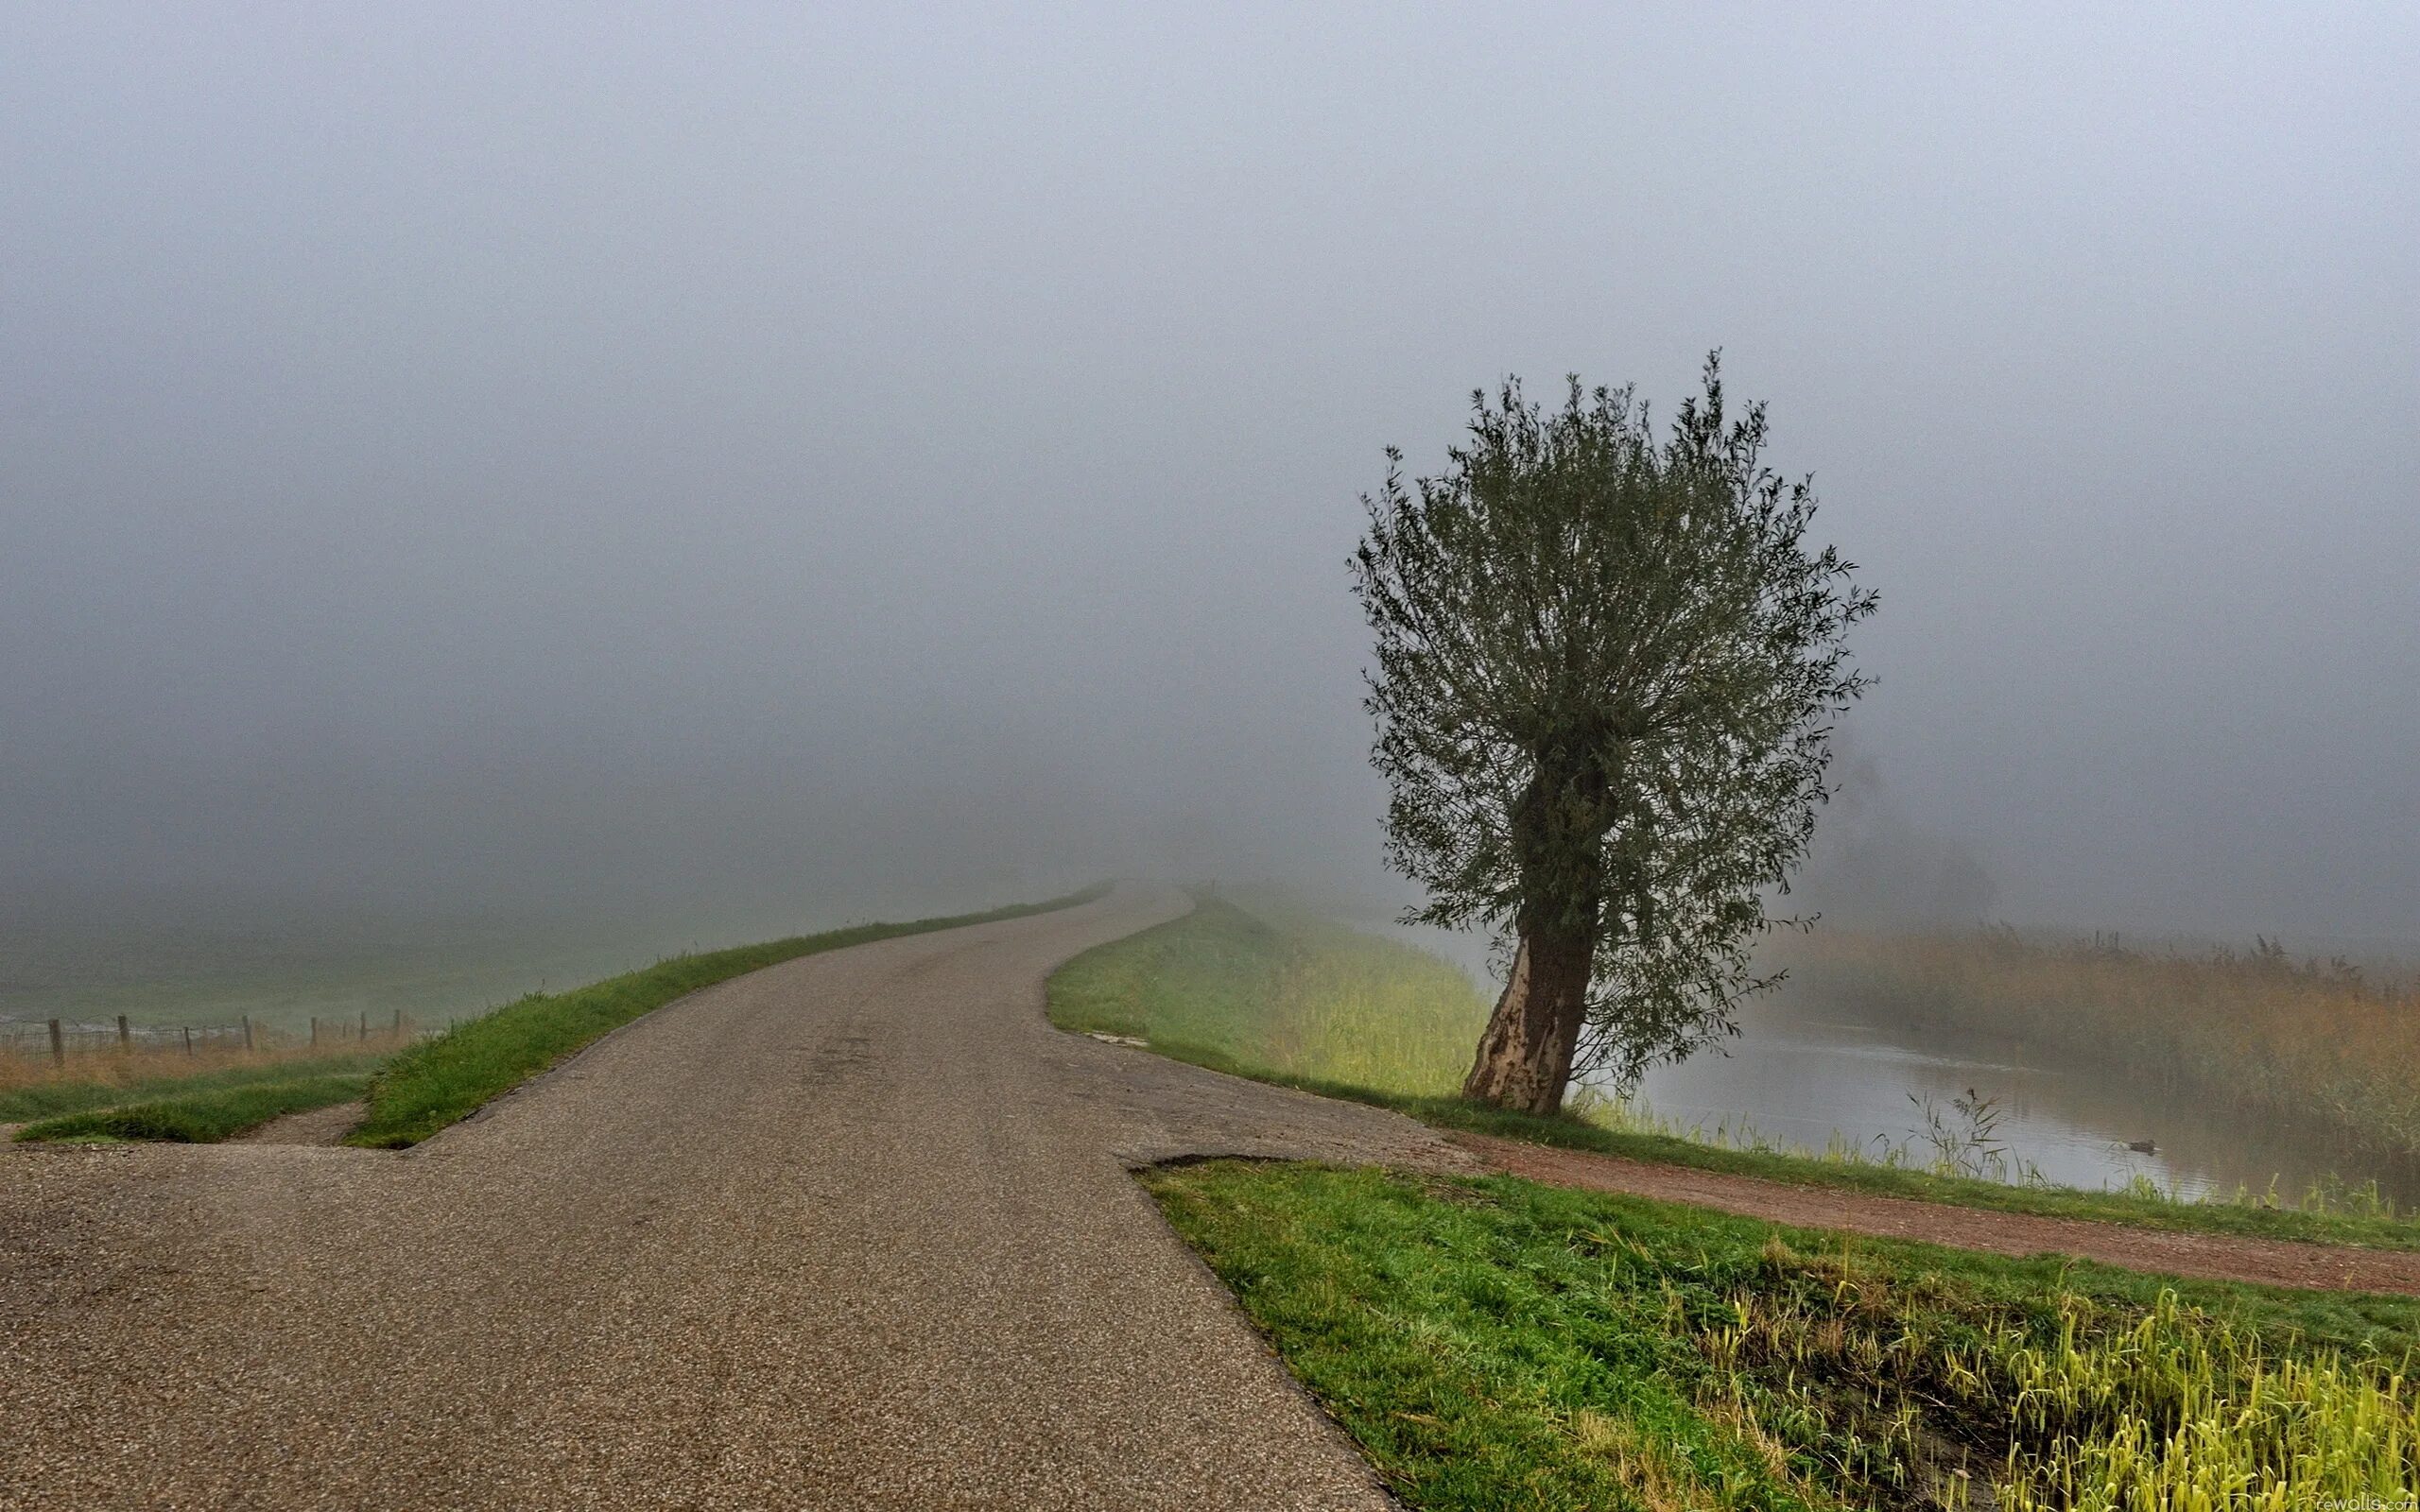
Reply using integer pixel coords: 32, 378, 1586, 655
1461, 924, 1593, 1114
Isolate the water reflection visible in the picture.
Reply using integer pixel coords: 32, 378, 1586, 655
1630, 1004, 2199, 1196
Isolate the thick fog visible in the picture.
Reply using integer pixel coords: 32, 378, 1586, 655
5, 6, 2414, 948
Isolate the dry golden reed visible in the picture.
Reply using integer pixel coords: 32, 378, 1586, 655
1791, 929, 2420, 1165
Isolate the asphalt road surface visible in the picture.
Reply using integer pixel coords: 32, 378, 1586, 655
0, 884, 1464, 1510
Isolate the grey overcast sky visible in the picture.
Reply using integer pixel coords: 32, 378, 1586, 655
3, 4, 2413, 940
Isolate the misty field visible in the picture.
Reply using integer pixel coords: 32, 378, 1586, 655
8, 887, 1106, 1144
1789, 929, 2420, 1173
0, 902, 741, 1038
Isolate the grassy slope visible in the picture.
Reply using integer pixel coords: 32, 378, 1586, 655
1150, 1160, 2420, 1512
18, 1074, 373, 1143
0, 1049, 387, 1124
1048, 888, 1485, 1097
346, 885, 1106, 1147
1049, 893, 2420, 1251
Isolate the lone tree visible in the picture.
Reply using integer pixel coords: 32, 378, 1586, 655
1352, 356, 1876, 1115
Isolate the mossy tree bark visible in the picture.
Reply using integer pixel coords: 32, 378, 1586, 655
1461, 926, 1594, 1114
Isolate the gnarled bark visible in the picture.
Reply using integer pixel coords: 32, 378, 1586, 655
1461, 925, 1593, 1115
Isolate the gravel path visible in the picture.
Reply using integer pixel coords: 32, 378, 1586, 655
0, 885, 1464, 1510
1459, 1132, 2420, 1296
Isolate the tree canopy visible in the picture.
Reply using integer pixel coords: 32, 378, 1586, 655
1353, 355, 1876, 1108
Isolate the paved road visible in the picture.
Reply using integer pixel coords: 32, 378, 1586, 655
1, 885, 1463, 1510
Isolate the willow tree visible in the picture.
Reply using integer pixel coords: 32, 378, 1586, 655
1352, 357, 1875, 1114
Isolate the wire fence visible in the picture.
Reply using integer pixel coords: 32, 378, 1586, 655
0, 1010, 425, 1065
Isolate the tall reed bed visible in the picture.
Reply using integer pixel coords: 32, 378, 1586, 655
1989, 1292, 2413, 1508
1790, 930, 2420, 1167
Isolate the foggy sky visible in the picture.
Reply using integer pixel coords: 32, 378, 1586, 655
4, 5, 2414, 943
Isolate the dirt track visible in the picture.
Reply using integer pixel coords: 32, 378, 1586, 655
0, 885, 1465, 1511
1458, 1132, 2420, 1297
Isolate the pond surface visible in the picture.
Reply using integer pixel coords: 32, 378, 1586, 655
1392, 922, 2418, 1209
1621, 999, 2420, 1206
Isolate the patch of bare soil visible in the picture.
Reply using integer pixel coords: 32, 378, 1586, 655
233, 1100, 366, 1145
1453, 1131, 2420, 1297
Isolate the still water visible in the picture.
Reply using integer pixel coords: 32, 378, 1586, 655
1392, 923, 2417, 1209
1623, 998, 2420, 1206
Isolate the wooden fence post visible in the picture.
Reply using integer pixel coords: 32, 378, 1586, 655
310, 1016, 320, 1048
357, 1010, 367, 1041
392, 1009, 405, 1038
49, 1019, 63, 1064
117, 1014, 131, 1049
243, 1014, 254, 1051
183, 1025, 195, 1057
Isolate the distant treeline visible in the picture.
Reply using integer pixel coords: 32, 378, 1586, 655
1788, 928, 2420, 1167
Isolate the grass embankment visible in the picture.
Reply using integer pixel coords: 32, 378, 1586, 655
1152, 1161, 2420, 1511
1793, 929, 2420, 1172
1050, 894, 2420, 1250
346, 885, 1107, 1147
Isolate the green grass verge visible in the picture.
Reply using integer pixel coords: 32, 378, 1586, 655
14, 1072, 372, 1143
1150, 1160, 2420, 1511
1051, 892, 2420, 1252
346, 885, 1107, 1148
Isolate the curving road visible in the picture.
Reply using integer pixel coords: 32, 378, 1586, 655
0, 884, 1464, 1509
